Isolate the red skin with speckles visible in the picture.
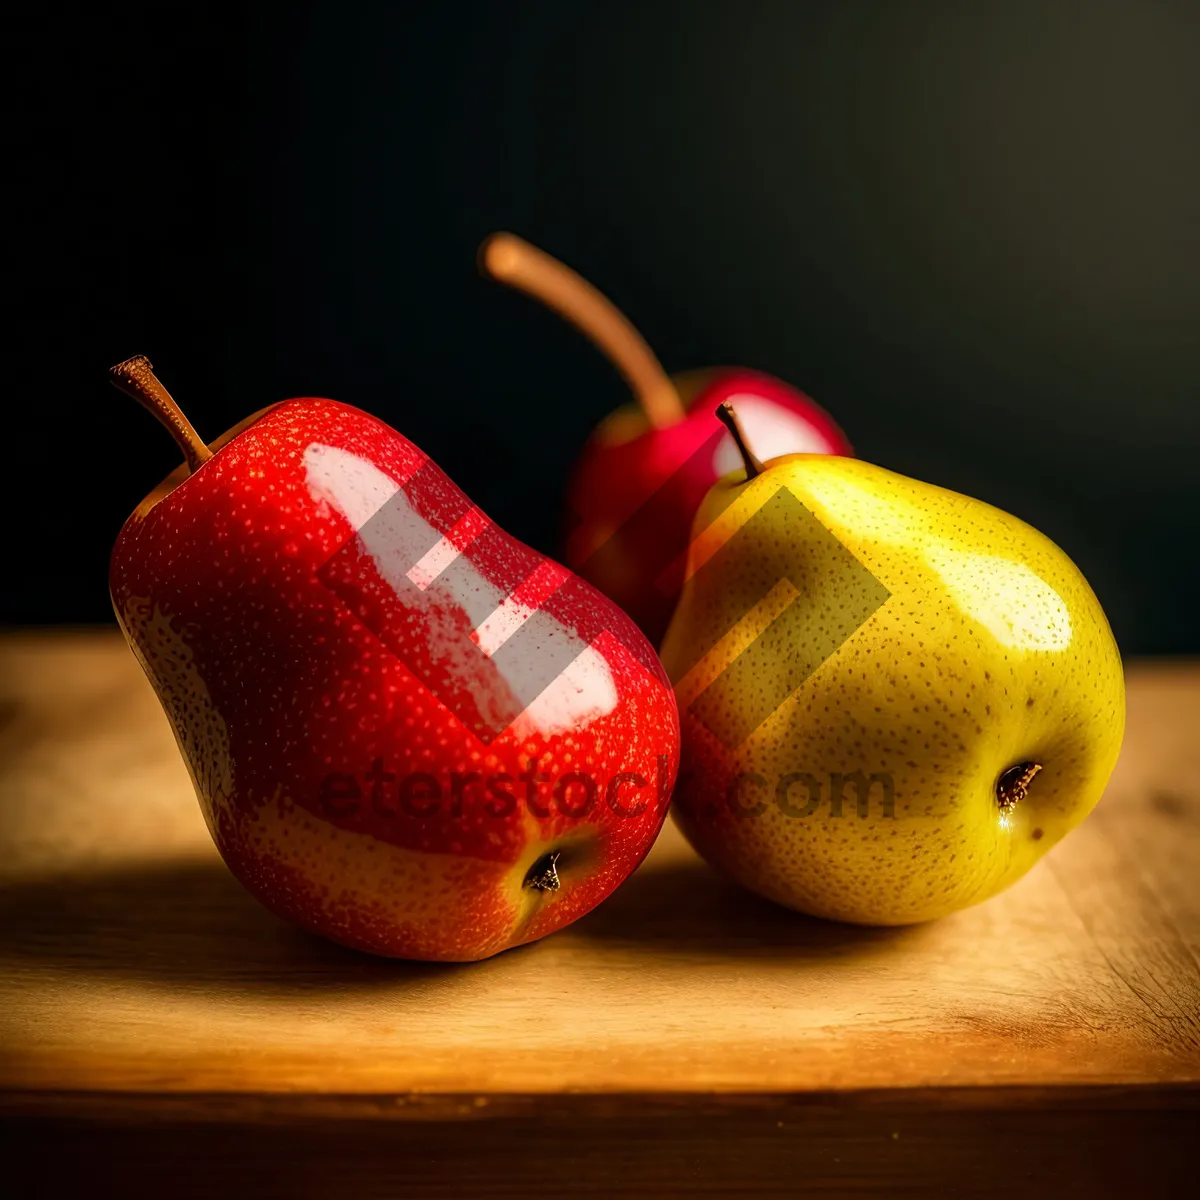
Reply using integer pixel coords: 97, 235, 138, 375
565, 369, 851, 646
111, 398, 680, 962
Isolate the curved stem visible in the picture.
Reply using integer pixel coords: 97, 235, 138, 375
715, 401, 765, 479
479, 233, 684, 429
110, 356, 212, 474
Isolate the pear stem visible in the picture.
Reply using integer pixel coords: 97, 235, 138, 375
715, 401, 765, 479
479, 233, 685, 429
110, 356, 212, 474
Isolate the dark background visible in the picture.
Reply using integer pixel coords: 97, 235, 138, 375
14, 0, 1200, 651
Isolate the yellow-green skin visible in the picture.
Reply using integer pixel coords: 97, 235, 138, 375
660, 454, 1125, 925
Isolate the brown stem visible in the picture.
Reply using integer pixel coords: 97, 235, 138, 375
110, 356, 212, 474
479, 233, 685, 429
715, 401, 765, 479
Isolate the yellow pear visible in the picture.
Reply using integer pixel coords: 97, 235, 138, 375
659, 405, 1124, 924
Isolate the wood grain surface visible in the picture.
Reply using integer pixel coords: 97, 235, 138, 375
1, 631, 1197, 1195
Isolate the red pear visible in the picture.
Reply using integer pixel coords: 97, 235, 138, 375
109, 356, 679, 962
481, 234, 852, 645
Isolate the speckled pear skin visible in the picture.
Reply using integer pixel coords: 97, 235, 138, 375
660, 453, 1125, 925
110, 398, 680, 962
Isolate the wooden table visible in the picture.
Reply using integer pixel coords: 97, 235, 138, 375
1, 631, 1197, 1196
